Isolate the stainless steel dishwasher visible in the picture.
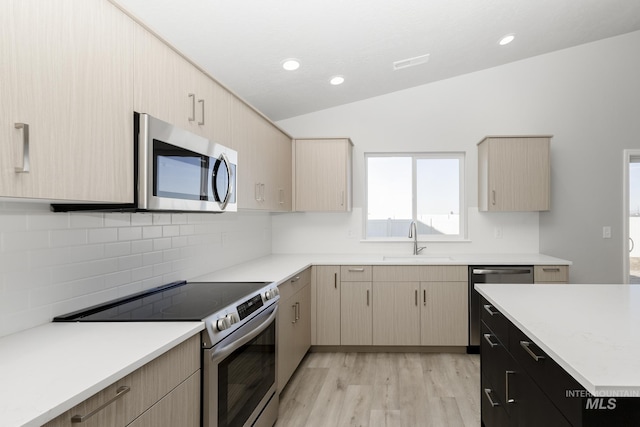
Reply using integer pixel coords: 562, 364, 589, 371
468, 266, 533, 352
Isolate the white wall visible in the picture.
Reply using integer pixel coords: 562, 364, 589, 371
276, 31, 640, 283
0, 202, 271, 338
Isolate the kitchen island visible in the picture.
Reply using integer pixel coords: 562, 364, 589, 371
475, 283, 640, 426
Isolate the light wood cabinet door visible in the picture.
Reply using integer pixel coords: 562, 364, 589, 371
341, 281, 372, 345
3, 0, 134, 202
294, 138, 353, 212
420, 281, 468, 346
133, 24, 210, 138
372, 282, 420, 346
478, 135, 551, 212
315, 266, 341, 345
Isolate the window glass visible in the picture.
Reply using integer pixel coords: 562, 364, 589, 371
366, 153, 464, 240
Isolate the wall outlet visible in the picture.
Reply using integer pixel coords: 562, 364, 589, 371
603, 226, 612, 239
494, 226, 503, 239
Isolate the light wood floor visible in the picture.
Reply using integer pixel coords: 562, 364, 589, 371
276, 351, 481, 427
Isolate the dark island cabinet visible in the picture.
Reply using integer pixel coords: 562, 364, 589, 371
480, 296, 640, 426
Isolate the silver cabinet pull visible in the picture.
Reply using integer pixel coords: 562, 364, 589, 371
295, 302, 300, 321
348, 267, 365, 272
542, 267, 560, 272
291, 304, 297, 324
483, 304, 499, 316
340, 190, 345, 207
290, 276, 300, 283
198, 99, 205, 125
366, 289, 370, 306
505, 371, 515, 403
483, 333, 499, 348
484, 388, 500, 407
188, 93, 196, 122
492, 190, 496, 205
520, 341, 545, 361
279, 188, 285, 205
14, 123, 30, 173
415, 289, 418, 306
334, 272, 337, 289
423, 289, 426, 306
71, 386, 130, 423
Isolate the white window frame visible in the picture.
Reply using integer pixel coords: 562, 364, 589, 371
364, 152, 466, 241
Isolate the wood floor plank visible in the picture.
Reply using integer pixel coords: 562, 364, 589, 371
277, 351, 480, 427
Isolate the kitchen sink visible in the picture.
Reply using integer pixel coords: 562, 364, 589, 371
382, 255, 453, 263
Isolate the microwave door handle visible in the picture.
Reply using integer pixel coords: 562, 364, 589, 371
216, 152, 232, 210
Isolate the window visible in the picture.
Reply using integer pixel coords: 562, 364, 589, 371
365, 153, 465, 240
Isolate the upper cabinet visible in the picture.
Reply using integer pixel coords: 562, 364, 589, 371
1, 0, 134, 203
294, 138, 353, 212
233, 99, 292, 211
478, 135, 551, 212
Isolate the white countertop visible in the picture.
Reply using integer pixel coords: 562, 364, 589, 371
0, 322, 203, 427
0, 252, 570, 426
475, 283, 640, 395
193, 252, 571, 283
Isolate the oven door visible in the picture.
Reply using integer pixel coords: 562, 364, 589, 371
203, 304, 278, 427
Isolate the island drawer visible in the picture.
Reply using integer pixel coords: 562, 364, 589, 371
508, 323, 583, 425
480, 296, 509, 345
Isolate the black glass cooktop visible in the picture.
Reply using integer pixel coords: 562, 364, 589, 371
53, 280, 269, 322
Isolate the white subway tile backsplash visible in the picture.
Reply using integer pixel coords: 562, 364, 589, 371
0, 203, 272, 338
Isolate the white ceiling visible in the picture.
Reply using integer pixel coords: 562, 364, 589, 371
116, 0, 640, 121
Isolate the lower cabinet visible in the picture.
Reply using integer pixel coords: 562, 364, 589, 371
341, 280, 373, 345
43, 335, 200, 427
372, 281, 419, 345
277, 268, 311, 392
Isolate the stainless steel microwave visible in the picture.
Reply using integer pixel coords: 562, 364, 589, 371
51, 113, 237, 213
137, 113, 237, 213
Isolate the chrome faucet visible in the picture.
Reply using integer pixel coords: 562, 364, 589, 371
408, 221, 426, 255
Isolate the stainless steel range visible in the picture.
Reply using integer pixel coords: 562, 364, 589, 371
54, 280, 280, 427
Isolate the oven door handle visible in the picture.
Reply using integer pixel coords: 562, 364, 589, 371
209, 304, 278, 364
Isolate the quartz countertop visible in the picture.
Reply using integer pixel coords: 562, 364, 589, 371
193, 253, 570, 283
475, 283, 640, 395
0, 322, 203, 427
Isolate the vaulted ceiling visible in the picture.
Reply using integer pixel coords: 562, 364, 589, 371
116, 0, 640, 121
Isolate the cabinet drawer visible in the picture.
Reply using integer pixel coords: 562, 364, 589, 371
279, 268, 312, 300
480, 296, 509, 345
534, 265, 568, 283
481, 374, 509, 427
341, 265, 372, 281
44, 335, 200, 427
420, 265, 468, 282
372, 266, 420, 282
481, 321, 514, 411
508, 324, 583, 426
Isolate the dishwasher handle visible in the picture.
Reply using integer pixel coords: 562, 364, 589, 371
472, 268, 532, 275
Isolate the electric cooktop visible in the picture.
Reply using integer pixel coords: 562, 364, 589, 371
53, 280, 272, 322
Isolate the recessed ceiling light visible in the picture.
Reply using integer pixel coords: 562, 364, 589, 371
281, 59, 300, 71
330, 75, 345, 85
393, 54, 430, 71
498, 34, 515, 46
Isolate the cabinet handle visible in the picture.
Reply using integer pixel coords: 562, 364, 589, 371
423, 289, 426, 306
261, 183, 265, 202
505, 371, 515, 403
71, 386, 130, 423
188, 93, 196, 122
279, 188, 285, 205
295, 302, 300, 321
334, 273, 337, 289
483, 304, 499, 316
340, 190, 345, 207
14, 123, 30, 173
290, 276, 300, 283
415, 289, 418, 306
348, 268, 365, 272
366, 289, 370, 306
491, 190, 496, 205
483, 388, 500, 407
291, 304, 297, 324
542, 267, 560, 272
198, 99, 205, 125
483, 333, 499, 348
520, 341, 545, 362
